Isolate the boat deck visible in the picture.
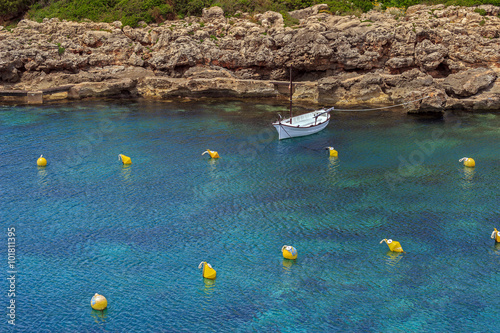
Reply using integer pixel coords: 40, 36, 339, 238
281, 111, 329, 127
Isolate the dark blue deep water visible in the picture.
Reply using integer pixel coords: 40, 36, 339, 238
1, 99, 499, 332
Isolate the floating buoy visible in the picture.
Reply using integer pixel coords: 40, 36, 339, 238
91, 293, 107, 311
459, 157, 475, 168
325, 147, 338, 158
380, 239, 404, 253
282, 245, 298, 259
37, 155, 47, 167
118, 154, 132, 165
198, 261, 216, 279
491, 228, 500, 243
202, 149, 219, 159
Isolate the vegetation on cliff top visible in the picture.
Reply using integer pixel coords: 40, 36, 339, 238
1, 0, 500, 27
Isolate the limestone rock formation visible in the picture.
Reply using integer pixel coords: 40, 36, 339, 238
443, 68, 497, 97
68, 78, 137, 99
1, 4, 500, 112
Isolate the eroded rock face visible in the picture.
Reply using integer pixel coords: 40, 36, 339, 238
2, 5, 500, 111
202, 6, 225, 22
68, 78, 137, 99
443, 68, 497, 97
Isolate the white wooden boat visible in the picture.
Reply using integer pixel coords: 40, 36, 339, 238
273, 66, 334, 140
272, 107, 334, 140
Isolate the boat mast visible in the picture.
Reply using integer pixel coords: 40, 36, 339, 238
289, 65, 293, 124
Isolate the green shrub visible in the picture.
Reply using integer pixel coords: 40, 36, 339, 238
279, 0, 314, 11
474, 8, 487, 16
4, 23, 16, 32
280, 10, 299, 27
9, 0, 500, 29
57, 42, 65, 56
175, 0, 211, 17
0, 0, 32, 17
28, 0, 173, 27
212, 0, 253, 14
380, 0, 419, 9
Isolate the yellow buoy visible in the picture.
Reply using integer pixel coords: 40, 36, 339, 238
118, 154, 132, 165
198, 261, 216, 279
380, 239, 404, 253
282, 245, 298, 260
459, 157, 475, 168
491, 228, 500, 243
202, 149, 219, 159
91, 293, 107, 311
37, 155, 47, 167
325, 147, 338, 158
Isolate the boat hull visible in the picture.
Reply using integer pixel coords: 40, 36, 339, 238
273, 118, 330, 140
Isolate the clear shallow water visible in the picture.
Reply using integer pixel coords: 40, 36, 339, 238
0, 99, 499, 332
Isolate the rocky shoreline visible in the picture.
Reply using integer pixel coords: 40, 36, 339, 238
2, 4, 500, 112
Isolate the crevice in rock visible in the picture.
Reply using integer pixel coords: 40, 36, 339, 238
388, 66, 418, 75
428, 62, 451, 78
171, 65, 191, 77
293, 70, 328, 82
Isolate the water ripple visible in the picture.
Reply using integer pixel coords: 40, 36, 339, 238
2, 101, 500, 332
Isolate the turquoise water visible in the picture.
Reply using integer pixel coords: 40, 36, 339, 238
1, 99, 499, 332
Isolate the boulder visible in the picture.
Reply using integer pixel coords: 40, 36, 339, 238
202, 6, 225, 22
260, 11, 284, 28
68, 78, 137, 99
443, 68, 497, 97
183, 66, 235, 79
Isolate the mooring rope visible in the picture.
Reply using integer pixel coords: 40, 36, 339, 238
331, 96, 430, 112
275, 95, 430, 139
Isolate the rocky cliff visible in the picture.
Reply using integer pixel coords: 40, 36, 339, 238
1, 4, 500, 112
